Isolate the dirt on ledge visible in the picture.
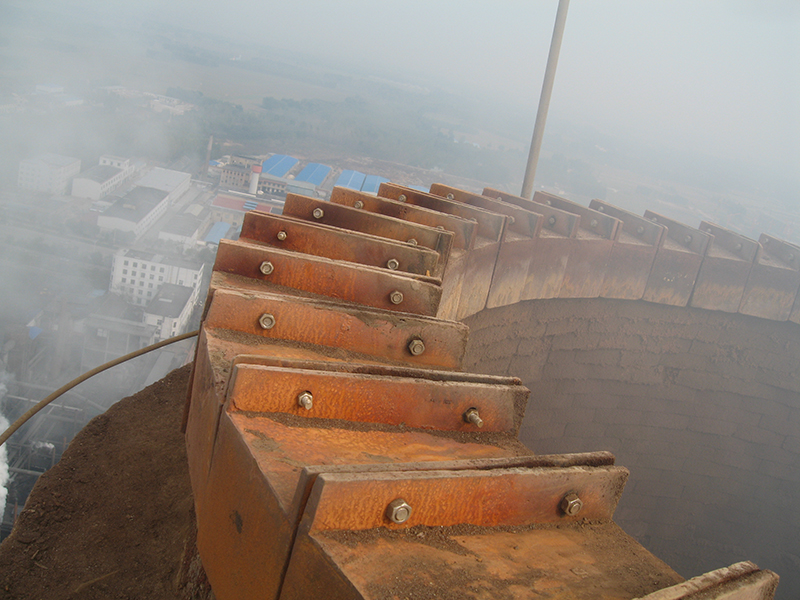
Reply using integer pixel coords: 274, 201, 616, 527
0, 365, 213, 600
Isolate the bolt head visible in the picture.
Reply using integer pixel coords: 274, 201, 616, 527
297, 391, 313, 410
464, 408, 484, 428
547, 216, 557, 227
276, 231, 287, 241
386, 258, 400, 270
560, 493, 583, 516
259, 260, 274, 275
408, 339, 425, 356
684, 234, 693, 245
446, 193, 455, 200
354, 200, 364, 209
258, 313, 276, 330
590, 219, 598, 228
386, 499, 412, 524
312, 207, 324, 219
389, 290, 404, 305
636, 226, 645, 235
407, 238, 418, 246
398, 194, 407, 202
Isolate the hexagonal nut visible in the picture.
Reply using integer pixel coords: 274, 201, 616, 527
386, 498, 412, 524
408, 339, 425, 356
560, 493, 583, 517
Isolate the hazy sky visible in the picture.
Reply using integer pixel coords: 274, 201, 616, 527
131, 1, 798, 173
5, 0, 799, 187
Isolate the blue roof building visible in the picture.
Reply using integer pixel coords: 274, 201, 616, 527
261, 155, 298, 178
204, 221, 232, 245
335, 170, 366, 190
360, 175, 390, 194
295, 163, 332, 187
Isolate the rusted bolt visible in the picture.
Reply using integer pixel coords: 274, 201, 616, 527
547, 216, 556, 227
398, 194, 407, 202
389, 290, 404, 305
590, 219, 598, 228
276, 231, 287, 241
297, 391, 313, 410
560, 492, 583, 516
386, 499, 412, 524
408, 339, 425, 356
407, 238, 418, 246
258, 313, 276, 330
464, 408, 484, 428
684, 234, 693, 245
386, 258, 400, 270
354, 200, 364, 209
312, 207, 324, 219
446, 193, 455, 200
259, 261, 274, 275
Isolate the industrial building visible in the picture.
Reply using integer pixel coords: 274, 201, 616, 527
71, 156, 136, 201
17, 154, 81, 195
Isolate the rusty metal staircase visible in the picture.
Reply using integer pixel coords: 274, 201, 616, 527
183, 183, 781, 599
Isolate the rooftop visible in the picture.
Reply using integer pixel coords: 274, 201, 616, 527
145, 284, 195, 318
102, 187, 168, 223
76, 164, 122, 183
135, 167, 191, 193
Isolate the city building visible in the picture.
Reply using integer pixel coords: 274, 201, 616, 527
143, 283, 199, 343
97, 187, 170, 240
18, 154, 81, 195
210, 192, 282, 229
158, 214, 204, 249
109, 249, 206, 307
134, 167, 191, 201
71, 156, 136, 201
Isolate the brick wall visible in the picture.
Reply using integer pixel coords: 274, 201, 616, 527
464, 298, 800, 599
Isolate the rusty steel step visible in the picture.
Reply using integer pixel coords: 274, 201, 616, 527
184, 181, 782, 600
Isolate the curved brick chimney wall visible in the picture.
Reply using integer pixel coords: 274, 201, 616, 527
463, 299, 800, 597
362, 183, 799, 597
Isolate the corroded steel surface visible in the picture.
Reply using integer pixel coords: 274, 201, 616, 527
240, 211, 442, 276
185, 182, 782, 600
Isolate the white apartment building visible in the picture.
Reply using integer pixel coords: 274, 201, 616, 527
143, 283, 199, 343
109, 249, 206, 307
18, 153, 81, 195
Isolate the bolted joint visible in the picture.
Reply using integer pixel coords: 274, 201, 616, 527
258, 313, 276, 330
389, 290, 404, 305
259, 261, 274, 275
276, 231, 287, 241
386, 258, 400, 270
407, 339, 425, 356
463, 408, 484, 428
398, 194, 407, 202
297, 391, 313, 410
312, 207, 324, 219
354, 200, 364, 209
560, 492, 583, 517
386, 498, 412, 524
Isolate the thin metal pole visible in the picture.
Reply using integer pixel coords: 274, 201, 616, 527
521, 0, 570, 199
